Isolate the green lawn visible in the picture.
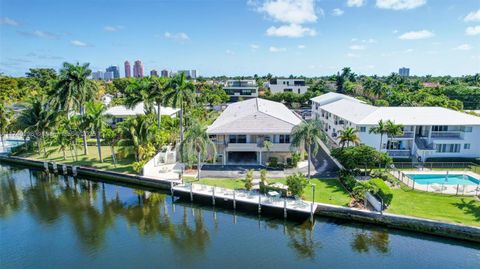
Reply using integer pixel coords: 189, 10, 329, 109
185, 177, 352, 206
15, 145, 135, 173
387, 185, 480, 227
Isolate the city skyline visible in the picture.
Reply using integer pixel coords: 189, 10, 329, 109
1, 0, 479, 77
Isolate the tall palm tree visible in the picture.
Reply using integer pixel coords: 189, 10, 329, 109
102, 126, 120, 167
118, 115, 155, 161
83, 102, 108, 162
53, 62, 97, 155
385, 120, 404, 150
369, 120, 387, 151
16, 97, 56, 156
0, 104, 14, 148
125, 77, 167, 129
163, 73, 195, 143
290, 119, 324, 181
338, 127, 360, 148
180, 122, 215, 181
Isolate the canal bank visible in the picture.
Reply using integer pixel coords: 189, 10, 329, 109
1, 155, 479, 243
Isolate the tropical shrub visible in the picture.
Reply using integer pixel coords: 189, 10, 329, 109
244, 169, 253, 191
369, 178, 393, 205
268, 157, 278, 168
286, 173, 308, 197
259, 169, 268, 192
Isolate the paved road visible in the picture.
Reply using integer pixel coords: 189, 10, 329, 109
310, 144, 340, 178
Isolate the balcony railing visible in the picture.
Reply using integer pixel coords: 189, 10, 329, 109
387, 149, 411, 157
431, 132, 462, 139
226, 143, 292, 152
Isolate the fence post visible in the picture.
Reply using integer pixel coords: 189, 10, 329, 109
456, 184, 459, 196
441, 183, 444, 194
412, 180, 415, 190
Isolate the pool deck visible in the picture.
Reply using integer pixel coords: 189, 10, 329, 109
172, 183, 316, 217
392, 170, 480, 196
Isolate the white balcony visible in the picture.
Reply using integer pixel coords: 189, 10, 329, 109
227, 143, 259, 152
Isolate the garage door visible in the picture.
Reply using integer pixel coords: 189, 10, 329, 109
228, 152, 257, 164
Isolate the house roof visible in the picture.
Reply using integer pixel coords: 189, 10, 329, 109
105, 102, 180, 117
207, 98, 302, 134
310, 92, 362, 106
319, 95, 480, 126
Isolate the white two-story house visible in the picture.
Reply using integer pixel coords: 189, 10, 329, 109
311, 93, 480, 161
266, 78, 309, 94
207, 98, 303, 165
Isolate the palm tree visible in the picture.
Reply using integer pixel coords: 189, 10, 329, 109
83, 102, 108, 162
0, 104, 14, 148
180, 122, 215, 181
369, 120, 387, 151
16, 97, 57, 156
52, 62, 97, 155
125, 77, 167, 129
102, 127, 120, 167
385, 120, 404, 150
260, 140, 273, 166
338, 127, 360, 148
118, 115, 155, 161
290, 119, 325, 181
163, 73, 195, 143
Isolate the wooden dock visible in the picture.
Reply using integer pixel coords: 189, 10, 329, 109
172, 183, 317, 218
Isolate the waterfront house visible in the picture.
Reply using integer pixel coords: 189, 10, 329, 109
207, 98, 303, 165
266, 78, 309, 94
105, 102, 180, 125
311, 93, 480, 160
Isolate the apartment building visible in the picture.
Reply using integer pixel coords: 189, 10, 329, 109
266, 78, 309, 94
223, 80, 259, 101
311, 92, 480, 160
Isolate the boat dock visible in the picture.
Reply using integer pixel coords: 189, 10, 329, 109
172, 183, 317, 218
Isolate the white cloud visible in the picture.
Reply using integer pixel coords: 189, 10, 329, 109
349, 44, 366, 50
103, 25, 124, 32
70, 40, 91, 47
250, 44, 260, 49
164, 32, 190, 42
453, 44, 472, 51
376, 0, 426, 10
465, 25, 480, 36
17, 30, 60, 39
347, 0, 365, 7
257, 0, 318, 24
332, 8, 344, 16
269, 46, 287, 52
398, 30, 434, 40
346, 52, 360, 58
464, 10, 480, 22
404, 48, 414, 53
266, 24, 316, 37
0, 17, 19, 26
225, 49, 235, 55
297, 44, 306, 49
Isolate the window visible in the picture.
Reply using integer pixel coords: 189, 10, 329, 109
359, 127, 366, 132
463, 126, 473, 132
279, 135, 290, 143
229, 135, 236, 143
436, 144, 460, 153
238, 135, 247, 143
432, 125, 448, 132
464, 144, 471, 150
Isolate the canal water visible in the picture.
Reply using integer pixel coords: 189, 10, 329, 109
0, 163, 478, 269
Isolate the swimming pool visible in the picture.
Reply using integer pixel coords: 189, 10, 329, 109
406, 173, 480, 185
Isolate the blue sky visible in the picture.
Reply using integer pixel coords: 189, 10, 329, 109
1, 0, 479, 77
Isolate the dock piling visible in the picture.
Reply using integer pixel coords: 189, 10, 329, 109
43, 162, 49, 172
190, 183, 193, 201
233, 190, 236, 210
283, 198, 287, 218
258, 194, 261, 214
52, 162, 58, 173
72, 166, 78, 176
62, 164, 68, 175
212, 187, 216, 206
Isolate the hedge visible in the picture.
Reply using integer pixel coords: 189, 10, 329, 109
370, 178, 393, 206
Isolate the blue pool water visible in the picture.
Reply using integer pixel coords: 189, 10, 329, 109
407, 174, 480, 185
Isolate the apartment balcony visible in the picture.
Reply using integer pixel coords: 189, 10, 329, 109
431, 132, 462, 139
394, 132, 414, 139
226, 143, 292, 152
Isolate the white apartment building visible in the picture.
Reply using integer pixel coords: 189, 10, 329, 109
223, 80, 259, 101
207, 98, 302, 165
311, 93, 480, 160
266, 78, 309, 94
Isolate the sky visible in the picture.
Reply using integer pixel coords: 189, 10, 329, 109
0, 0, 479, 77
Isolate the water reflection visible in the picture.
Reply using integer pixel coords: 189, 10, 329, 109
351, 230, 390, 254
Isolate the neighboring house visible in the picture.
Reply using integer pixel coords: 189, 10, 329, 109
266, 78, 309, 94
105, 102, 180, 125
207, 98, 303, 165
101, 94, 113, 106
311, 93, 480, 160
223, 80, 259, 101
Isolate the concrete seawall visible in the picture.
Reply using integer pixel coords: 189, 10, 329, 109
1, 155, 479, 243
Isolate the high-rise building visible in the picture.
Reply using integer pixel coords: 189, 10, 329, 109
177, 70, 190, 78
133, 60, 144, 78
399, 67, 410, 77
161, 69, 169, 78
124, 61, 131, 78
92, 71, 105, 80
190, 70, 197, 79
150, 69, 158, 77
104, 71, 114, 81
106, 65, 120, 79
